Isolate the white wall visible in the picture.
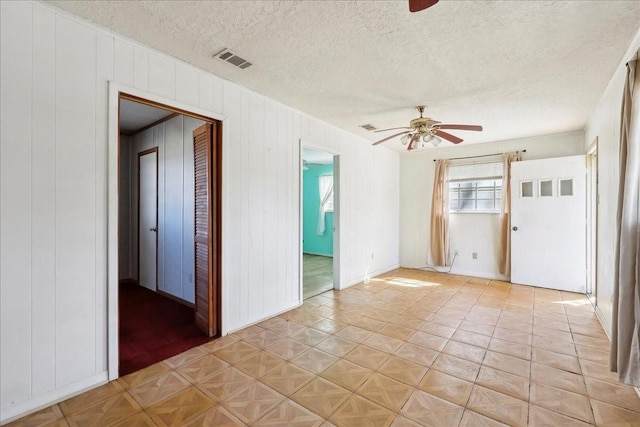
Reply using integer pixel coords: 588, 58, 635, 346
0, 1, 400, 422
121, 115, 204, 303
584, 28, 640, 337
400, 131, 584, 279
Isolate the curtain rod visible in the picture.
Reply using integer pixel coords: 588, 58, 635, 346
433, 149, 526, 162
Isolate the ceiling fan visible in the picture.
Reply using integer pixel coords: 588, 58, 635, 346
372, 106, 483, 151
409, 0, 439, 13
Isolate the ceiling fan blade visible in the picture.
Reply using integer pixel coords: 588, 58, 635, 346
437, 124, 483, 131
407, 133, 420, 151
372, 131, 411, 146
374, 127, 412, 133
435, 130, 463, 144
409, 0, 439, 12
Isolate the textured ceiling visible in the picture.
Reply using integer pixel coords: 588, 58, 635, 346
49, 0, 640, 151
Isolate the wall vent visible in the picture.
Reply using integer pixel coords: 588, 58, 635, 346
359, 124, 377, 131
214, 48, 252, 70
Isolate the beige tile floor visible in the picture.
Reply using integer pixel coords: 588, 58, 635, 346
8, 268, 640, 426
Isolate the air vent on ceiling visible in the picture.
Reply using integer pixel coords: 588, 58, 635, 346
215, 48, 252, 70
359, 124, 377, 131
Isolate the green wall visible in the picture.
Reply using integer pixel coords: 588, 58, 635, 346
303, 164, 334, 256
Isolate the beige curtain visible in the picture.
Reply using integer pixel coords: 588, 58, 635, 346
498, 152, 521, 276
611, 51, 640, 387
430, 160, 450, 266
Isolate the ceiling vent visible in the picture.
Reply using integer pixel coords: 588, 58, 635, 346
215, 48, 252, 70
359, 124, 377, 131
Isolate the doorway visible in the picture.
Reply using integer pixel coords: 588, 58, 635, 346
116, 94, 221, 376
301, 147, 338, 299
586, 140, 598, 303
138, 148, 158, 291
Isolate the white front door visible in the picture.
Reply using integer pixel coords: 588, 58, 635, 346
510, 155, 586, 293
139, 149, 158, 291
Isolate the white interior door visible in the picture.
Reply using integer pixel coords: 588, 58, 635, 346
510, 155, 586, 293
139, 150, 158, 291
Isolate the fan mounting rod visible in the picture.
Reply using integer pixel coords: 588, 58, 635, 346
410, 106, 438, 132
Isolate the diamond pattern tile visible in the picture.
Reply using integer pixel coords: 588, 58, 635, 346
357, 372, 414, 412
66, 393, 141, 427
529, 382, 594, 424
527, 404, 593, 427
466, 385, 528, 427
344, 344, 390, 370
260, 363, 315, 396
221, 382, 285, 424
431, 353, 481, 383
418, 369, 473, 406
234, 351, 285, 378
183, 406, 246, 426
176, 354, 230, 383
11, 269, 640, 427
128, 371, 191, 408
329, 394, 396, 427
400, 389, 465, 427
475, 366, 529, 401
394, 342, 439, 366
290, 348, 339, 374
60, 381, 124, 415
254, 400, 324, 426
378, 356, 428, 387
292, 377, 351, 418
147, 387, 215, 426
196, 367, 254, 402
320, 359, 373, 391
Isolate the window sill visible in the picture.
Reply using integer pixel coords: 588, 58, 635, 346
450, 211, 500, 215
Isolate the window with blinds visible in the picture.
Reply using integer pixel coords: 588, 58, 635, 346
448, 162, 503, 212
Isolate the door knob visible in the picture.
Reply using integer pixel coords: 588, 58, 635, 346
512, 226, 518, 231
150, 227, 157, 232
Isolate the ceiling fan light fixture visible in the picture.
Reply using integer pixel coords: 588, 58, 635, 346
423, 134, 434, 143
401, 134, 412, 145
431, 137, 442, 147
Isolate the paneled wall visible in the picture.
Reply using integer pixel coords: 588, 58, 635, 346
0, 1, 400, 421
399, 131, 585, 278
120, 115, 204, 303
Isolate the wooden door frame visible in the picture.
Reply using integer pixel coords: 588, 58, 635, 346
137, 147, 159, 291
107, 83, 225, 380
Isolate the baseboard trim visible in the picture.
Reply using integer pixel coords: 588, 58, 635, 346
0, 371, 109, 425
340, 264, 400, 290
595, 305, 612, 340
224, 301, 302, 336
157, 289, 194, 309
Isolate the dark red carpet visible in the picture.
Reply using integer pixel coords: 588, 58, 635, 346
119, 282, 211, 376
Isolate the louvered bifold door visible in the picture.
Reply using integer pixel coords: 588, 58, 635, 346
193, 123, 216, 337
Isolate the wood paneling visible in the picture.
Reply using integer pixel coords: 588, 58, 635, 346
0, 1, 400, 421
54, 14, 97, 387
0, 0, 33, 408
31, 4, 57, 396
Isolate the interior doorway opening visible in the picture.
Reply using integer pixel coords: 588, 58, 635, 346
301, 147, 338, 299
586, 140, 598, 303
117, 94, 221, 376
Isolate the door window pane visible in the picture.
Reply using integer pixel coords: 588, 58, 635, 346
560, 179, 573, 196
521, 181, 534, 198
540, 180, 553, 197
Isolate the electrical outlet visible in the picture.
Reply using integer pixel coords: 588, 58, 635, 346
472, 252, 478, 259
371, 252, 374, 259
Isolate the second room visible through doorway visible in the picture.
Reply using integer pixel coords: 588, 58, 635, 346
302, 147, 336, 299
